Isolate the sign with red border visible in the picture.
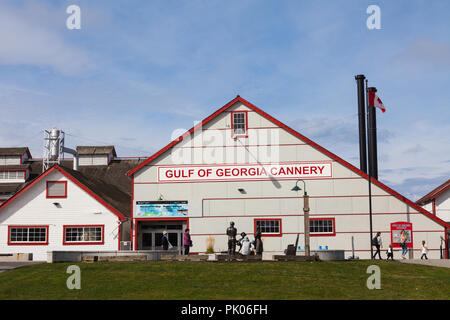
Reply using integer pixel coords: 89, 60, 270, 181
390, 221, 413, 248
157, 161, 332, 183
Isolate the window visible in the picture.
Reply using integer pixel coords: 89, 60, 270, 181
8, 226, 48, 245
46, 181, 67, 198
79, 155, 108, 166
63, 225, 104, 245
0, 156, 20, 166
0, 170, 25, 181
231, 111, 248, 137
310, 218, 335, 236
254, 219, 282, 237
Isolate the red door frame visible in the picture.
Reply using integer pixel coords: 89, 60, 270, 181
133, 218, 189, 250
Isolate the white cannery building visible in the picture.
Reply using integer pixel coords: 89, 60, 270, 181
128, 96, 449, 259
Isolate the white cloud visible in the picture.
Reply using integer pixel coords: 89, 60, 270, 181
0, 2, 93, 76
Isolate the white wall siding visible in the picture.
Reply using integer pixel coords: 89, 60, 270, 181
436, 188, 450, 222
0, 170, 121, 261
0, 156, 21, 166
132, 101, 448, 259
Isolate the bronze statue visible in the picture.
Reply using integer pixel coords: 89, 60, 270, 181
255, 226, 263, 255
226, 221, 237, 255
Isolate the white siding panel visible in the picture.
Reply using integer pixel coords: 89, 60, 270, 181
0, 156, 21, 166
0, 170, 120, 261
133, 100, 448, 258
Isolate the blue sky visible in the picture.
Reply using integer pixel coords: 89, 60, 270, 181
0, 0, 449, 200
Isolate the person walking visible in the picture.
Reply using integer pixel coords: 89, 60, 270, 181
161, 230, 169, 250
372, 232, 382, 260
400, 230, 408, 259
420, 240, 429, 260
386, 244, 394, 261
183, 228, 192, 255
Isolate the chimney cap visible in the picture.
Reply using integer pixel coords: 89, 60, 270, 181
355, 74, 366, 80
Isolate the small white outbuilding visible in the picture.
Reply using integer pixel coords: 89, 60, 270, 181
0, 165, 128, 261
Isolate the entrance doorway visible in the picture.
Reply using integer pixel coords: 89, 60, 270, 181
137, 219, 187, 253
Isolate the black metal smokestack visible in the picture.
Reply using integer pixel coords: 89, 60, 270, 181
355, 74, 367, 174
367, 87, 378, 180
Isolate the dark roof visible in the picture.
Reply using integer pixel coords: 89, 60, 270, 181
416, 179, 450, 205
76, 146, 117, 157
0, 184, 23, 199
0, 147, 31, 157
62, 166, 132, 218
0, 164, 31, 170
0, 158, 147, 217
23, 158, 146, 195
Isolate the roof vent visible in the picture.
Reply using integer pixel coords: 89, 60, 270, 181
76, 146, 117, 166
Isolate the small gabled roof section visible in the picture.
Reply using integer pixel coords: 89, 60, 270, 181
76, 146, 117, 157
127, 96, 450, 229
0, 147, 32, 158
416, 179, 450, 206
0, 164, 127, 220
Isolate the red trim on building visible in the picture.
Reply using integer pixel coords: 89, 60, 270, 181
230, 110, 249, 138
432, 199, 436, 215
190, 229, 443, 236
131, 175, 134, 250
175, 143, 308, 149
203, 194, 392, 201
7, 225, 49, 246
416, 179, 450, 205
46, 180, 68, 198
126, 96, 449, 230
0, 165, 126, 221
118, 222, 121, 250
445, 227, 449, 259
198, 212, 430, 218
309, 217, 336, 237
134, 176, 365, 185
62, 224, 105, 245
254, 218, 282, 237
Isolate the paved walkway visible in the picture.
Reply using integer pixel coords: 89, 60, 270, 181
399, 259, 450, 268
0, 261, 44, 273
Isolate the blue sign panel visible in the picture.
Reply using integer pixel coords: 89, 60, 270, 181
135, 201, 188, 218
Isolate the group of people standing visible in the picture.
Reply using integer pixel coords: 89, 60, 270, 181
160, 222, 263, 256
372, 230, 429, 260
160, 229, 193, 255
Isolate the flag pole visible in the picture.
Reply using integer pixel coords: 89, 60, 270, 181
366, 79, 374, 259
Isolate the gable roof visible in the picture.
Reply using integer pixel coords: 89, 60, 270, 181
416, 179, 450, 206
0, 184, 24, 200
77, 146, 117, 157
127, 96, 449, 229
0, 165, 127, 220
0, 147, 31, 158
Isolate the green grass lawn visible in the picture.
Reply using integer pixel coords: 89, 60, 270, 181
0, 260, 448, 300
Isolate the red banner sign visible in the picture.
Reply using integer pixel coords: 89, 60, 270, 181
157, 161, 332, 183
390, 221, 413, 248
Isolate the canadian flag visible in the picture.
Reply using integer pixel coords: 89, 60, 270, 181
368, 89, 386, 113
